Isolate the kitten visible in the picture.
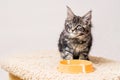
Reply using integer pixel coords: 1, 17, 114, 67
58, 6, 92, 60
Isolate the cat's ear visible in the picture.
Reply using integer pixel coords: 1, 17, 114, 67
82, 10, 92, 25
66, 6, 75, 20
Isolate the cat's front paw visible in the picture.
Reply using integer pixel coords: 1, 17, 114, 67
61, 52, 73, 60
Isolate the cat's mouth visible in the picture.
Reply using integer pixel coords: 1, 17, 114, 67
70, 33, 84, 38
79, 33, 84, 35
76, 33, 84, 37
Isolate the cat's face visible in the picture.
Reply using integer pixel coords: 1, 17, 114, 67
65, 6, 92, 38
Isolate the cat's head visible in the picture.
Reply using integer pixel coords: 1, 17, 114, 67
65, 6, 92, 38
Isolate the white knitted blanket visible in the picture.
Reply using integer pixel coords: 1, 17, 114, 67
0, 51, 120, 80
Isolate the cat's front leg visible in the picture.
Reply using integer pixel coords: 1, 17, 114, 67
61, 51, 73, 60
61, 47, 74, 60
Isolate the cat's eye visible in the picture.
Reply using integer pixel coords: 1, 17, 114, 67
77, 27, 85, 32
77, 25, 82, 29
66, 24, 70, 28
66, 24, 72, 29
77, 25, 81, 28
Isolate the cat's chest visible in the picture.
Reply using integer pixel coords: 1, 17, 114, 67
64, 36, 89, 52
66, 38, 85, 47
66, 37, 86, 44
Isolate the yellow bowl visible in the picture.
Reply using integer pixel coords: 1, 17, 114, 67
57, 60, 94, 74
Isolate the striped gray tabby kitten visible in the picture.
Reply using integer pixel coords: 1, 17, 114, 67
58, 6, 92, 60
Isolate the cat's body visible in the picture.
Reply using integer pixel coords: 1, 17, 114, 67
58, 6, 92, 60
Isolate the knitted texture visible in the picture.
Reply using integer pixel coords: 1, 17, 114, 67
0, 51, 120, 80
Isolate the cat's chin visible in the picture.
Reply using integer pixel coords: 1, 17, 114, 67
69, 33, 76, 38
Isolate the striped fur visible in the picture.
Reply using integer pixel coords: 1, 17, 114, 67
58, 6, 92, 60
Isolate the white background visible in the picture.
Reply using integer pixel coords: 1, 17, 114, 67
0, 0, 120, 79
